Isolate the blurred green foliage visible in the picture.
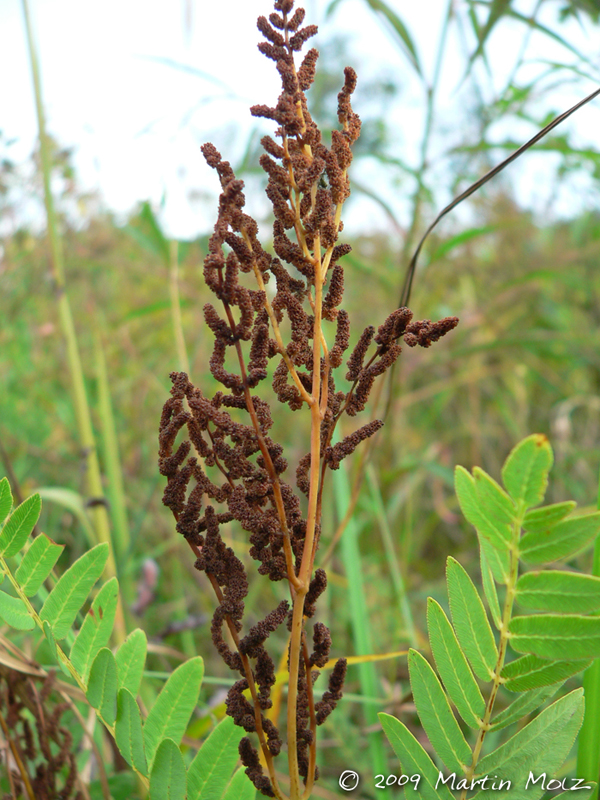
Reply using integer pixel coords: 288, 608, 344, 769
2, 0, 600, 794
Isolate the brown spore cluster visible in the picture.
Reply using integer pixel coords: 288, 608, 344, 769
158, 1, 458, 796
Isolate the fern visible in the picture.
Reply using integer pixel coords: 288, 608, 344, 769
0, 476, 253, 799
380, 434, 600, 800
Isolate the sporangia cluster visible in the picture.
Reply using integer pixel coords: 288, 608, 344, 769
158, 1, 458, 796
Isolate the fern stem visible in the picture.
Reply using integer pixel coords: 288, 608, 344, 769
462, 525, 520, 796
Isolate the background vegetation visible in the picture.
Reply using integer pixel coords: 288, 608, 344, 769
2, 0, 600, 796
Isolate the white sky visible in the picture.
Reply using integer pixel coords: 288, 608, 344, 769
1, 0, 600, 239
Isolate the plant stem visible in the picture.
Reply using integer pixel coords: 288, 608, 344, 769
182, 537, 288, 800
168, 239, 190, 375
94, 331, 131, 565
333, 457, 387, 780
21, 0, 124, 644
0, 708, 36, 800
366, 465, 417, 648
461, 519, 521, 799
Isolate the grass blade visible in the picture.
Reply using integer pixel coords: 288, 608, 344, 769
36, 487, 96, 548
366, 465, 417, 646
333, 463, 387, 778
362, 0, 422, 77
94, 330, 131, 564
20, 0, 123, 644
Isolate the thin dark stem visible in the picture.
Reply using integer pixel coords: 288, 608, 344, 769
399, 85, 600, 307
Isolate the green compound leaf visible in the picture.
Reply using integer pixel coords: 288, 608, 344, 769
187, 716, 241, 800
502, 653, 590, 692
501, 434, 553, 510
40, 543, 109, 639
42, 619, 59, 660
473, 467, 517, 530
480, 550, 502, 628
143, 656, 204, 769
479, 534, 511, 584
379, 712, 455, 800
510, 614, 600, 660
15, 533, 64, 597
0, 493, 41, 557
116, 628, 147, 697
519, 513, 600, 565
474, 689, 584, 800
0, 591, 35, 630
149, 738, 187, 800
87, 647, 118, 726
42, 620, 73, 678
516, 571, 600, 613
523, 501, 576, 532
116, 687, 147, 776
490, 685, 560, 731
548, 789, 596, 800
42, 619, 70, 677
70, 577, 119, 682
408, 649, 471, 772
455, 466, 511, 554
446, 557, 498, 681
427, 598, 485, 729
222, 766, 257, 800
0, 477, 12, 525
